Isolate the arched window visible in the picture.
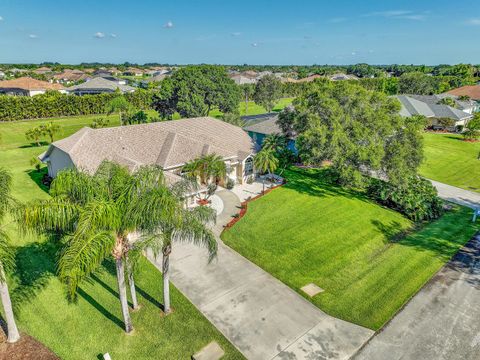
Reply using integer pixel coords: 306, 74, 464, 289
244, 157, 254, 176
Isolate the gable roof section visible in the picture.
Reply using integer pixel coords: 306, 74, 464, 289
44, 117, 254, 174
67, 77, 135, 92
394, 95, 472, 121
0, 77, 65, 91
447, 85, 480, 101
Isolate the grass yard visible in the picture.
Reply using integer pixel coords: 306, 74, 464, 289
0, 119, 244, 359
222, 167, 478, 330
420, 132, 480, 192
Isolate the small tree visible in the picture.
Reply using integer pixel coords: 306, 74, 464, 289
0, 169, 20, 343
239, 84, 255, 114
39, 122, 61, 143
253, 75, 283, 112
90, 117, 110, 129
463, 114, 480, 141
123, 110, 149, 125
106, 96, 132, 125
25, 127, 44, 146
436, 117, 456, 129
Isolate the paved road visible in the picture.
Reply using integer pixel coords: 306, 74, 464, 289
431, 179, 480, 209
147, 190, 373, 360
354, 234, 480, 360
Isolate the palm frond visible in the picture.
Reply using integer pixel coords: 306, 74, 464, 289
190, 205, 217, 225
18, 199, 80, 234
58, 231, 116, 299
50, 169, 98, 204
0, 168, 12, 219
75, 199, 120, 236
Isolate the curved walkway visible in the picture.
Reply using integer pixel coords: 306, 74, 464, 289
147, 189, 373, 360
431, 180, 480, 209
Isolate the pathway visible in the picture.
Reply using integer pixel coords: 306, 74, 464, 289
147, 189, 373, 360
354, 234, 480, 360
431, 179, 480, 209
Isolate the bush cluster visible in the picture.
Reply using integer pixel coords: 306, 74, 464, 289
0, 90, 155, 121
367, 177, 444, 222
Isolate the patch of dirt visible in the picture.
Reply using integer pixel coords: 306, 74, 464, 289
0, 329, 59, 360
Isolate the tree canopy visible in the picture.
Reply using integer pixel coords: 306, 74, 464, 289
152, 65, 241, 119
278, 81, 424, 187
252, 74, 283, 112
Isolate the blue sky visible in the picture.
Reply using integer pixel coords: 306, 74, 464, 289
0, 0, 479, 65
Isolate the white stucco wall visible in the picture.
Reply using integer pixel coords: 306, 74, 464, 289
46, 148, 75, 177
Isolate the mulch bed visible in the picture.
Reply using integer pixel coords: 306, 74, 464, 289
0, 329, 59, 360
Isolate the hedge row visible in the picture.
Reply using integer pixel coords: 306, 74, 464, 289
0, 89, 156, 121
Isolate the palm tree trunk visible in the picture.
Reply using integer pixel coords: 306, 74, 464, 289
126, 257, 139, 310
115, 257, 133, 333
0, 266, 20, 343
162, 244, 172, 314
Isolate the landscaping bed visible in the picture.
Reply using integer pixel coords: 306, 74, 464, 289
221, 167, 479, 330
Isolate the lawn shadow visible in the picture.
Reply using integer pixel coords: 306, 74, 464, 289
19, 141, 49, 149
283, 167, 368, 202
77, 287, 124, 330
26, 168, 49, 194
102, 259, 164, 311
89, 273, 134, 309
11, 236, 59, 310
372, 219, 408, 244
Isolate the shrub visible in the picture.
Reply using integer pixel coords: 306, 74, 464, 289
225, 178, 235, 190
367, 176, 444, 222
90, 117, 110, 129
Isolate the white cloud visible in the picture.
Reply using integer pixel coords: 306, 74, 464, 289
466, 18, 480, 26
231, 32, 242, 37
163, 21, 174, 29
110, 33, 117, 38
94, 32, 105, 38
364, 10, 427, 21
0, 16, 3, 21
28, 34, 38, 39
251, 42, 258, 47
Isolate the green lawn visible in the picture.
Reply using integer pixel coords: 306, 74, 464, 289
222, 167, 478, 330
0, 118, 244, 358
420, 132, 480, 192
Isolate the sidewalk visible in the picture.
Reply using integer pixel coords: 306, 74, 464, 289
431, 180, 480, 209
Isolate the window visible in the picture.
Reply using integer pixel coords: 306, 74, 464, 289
244, 157, 254, 176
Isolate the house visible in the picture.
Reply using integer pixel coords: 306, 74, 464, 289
447, 85, 480, 102
229, 74, 257, 85
123, 68, 144, 77
67, 77, 135, 95
0, 71, 5, 79
0, 77, 65, 96
394, 95, 473, 130
242, 113, 297, 153
52, 69, 89, 83
39, 117, 256, 200
34, 66, 52, 75
329, 73, 359, 81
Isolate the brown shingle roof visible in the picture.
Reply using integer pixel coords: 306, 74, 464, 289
447, 85, 480, 101
0, 77, 65, 91
46, 117, 255, 174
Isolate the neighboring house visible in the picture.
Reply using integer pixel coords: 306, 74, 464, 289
123, 68, 144, 76
0, 71, 5, 79
242, 113, 297, 153
67, 77, 135, 95
410, 94, 478, 114
0, 77, 66, 96
52, 69, 89, 83
230, 74, 257, 85
447, 85, 480, 103
394, 95, 473, 130
34, 66, 52, 75
329, 73, 359, 81
40, 117, 256, 202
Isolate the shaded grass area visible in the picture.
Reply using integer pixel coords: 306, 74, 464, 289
420, 132, 480, 192
0, 118, 244, 359
222, 167, 478, 330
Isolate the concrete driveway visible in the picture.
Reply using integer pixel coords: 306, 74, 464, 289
431, 180, 480, 209
354, 234, 480, 360
147, 189, 373, 360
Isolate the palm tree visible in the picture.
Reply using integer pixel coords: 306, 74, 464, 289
147, 186, 217, 314
18, 162, 178, 333
261, 133, 287, 153
182, 154, 227, 200
0, 169, 20, 343
254, 148, 279, 188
